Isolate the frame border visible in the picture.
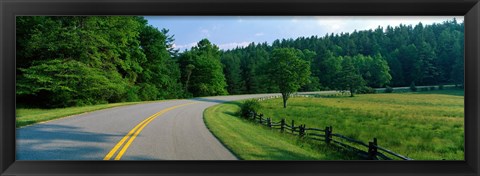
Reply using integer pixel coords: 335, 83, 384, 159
1, 0, 479, 176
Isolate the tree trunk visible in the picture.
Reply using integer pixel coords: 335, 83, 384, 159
282, 93, 289, 108
185, 71, 192, 93
350, 88, 354, 97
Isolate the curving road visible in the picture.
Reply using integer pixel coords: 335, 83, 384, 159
16, 93, 287, 160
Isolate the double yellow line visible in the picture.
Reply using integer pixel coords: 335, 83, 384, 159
103, 102, 196, 160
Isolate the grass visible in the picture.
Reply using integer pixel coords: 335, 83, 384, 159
256, 89, 464, 160
203, 102, 361, 160
16, 101, 162, 128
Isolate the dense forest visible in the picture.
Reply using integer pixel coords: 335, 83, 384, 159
16, 16, 464, 108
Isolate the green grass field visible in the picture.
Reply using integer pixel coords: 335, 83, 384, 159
204, 102, 361, 160
258, 89, 464, 160
205, 89, 464, 160
16, 101, 162, 128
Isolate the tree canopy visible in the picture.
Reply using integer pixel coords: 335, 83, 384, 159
265, 48, 311, 108
16, 17, 464, 108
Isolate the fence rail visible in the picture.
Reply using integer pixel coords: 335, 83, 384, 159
245, 110, 413, 160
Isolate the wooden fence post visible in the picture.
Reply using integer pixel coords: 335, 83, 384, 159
299, 124, 305, 137
267, 118, 272, 127
280, 118, 285, 132
259, 114, 263, 123
368, 138, 378, 160
291, 120, 295, 134
325, 126, 332, 144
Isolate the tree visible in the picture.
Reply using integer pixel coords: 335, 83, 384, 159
184, 64, 195, 94
312, 50, 341, 90
16, 16, 147, 107
364, 53, 392, 88
137, 23, 184, 100
221, 52, 243, 94
413, 42, 439, 85
178, 39, 228, 97
336, 56, 366, 97
265, 48, 311, 108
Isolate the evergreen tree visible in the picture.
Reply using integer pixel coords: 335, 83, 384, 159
335, 56, 366, 97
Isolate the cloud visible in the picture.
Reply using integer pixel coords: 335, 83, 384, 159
217, 41, 251, 50
200, 29, 210, 37
173, 42, 197, 50
174, 41, 252, 51
314, 16, 464, 34
237, 17, 244, 23
254, 32, 265, 37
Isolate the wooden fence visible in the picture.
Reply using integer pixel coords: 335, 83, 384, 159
246, 110, 413, 160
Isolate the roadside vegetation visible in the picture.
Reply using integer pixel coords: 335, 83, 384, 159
204, 101, 360, 160
205, 89, 464, 160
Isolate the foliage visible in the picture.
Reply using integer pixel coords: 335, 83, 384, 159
221, 19, 463, 94
178, 39, 228, 97
410, 82, 418, 92
357, 86, 376, 94
16, 16, 184, 108
385, 86, 394, 93
265, 48, 311, 108
335, 56, 366, 97
17, 17, 464, 109
239, 99, 262, 118
17, 59, 127, 107
439, 85, 444, 90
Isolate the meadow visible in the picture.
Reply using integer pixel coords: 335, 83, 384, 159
204, 102, 361, 160
205, 89, 464, 160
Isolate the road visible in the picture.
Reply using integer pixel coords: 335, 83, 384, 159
17, 93, 288, 160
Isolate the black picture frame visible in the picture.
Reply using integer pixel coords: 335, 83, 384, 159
1, 0, 479, 175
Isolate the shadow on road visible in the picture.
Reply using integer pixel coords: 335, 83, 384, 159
190, 97, 232, 103
16, 124, 121, 160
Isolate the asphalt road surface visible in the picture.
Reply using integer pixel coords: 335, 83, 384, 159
17, 93, 294, 160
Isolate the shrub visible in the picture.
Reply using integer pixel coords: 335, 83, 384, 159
239, 99, 262, 118
410, 82, 417, 92
357, 86, 376, 94
429, 86, 436, 91
385, 86, 394, 93
419, 87, 429, 91
439, 85, 444, 90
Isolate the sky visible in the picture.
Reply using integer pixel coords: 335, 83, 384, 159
145, 16, 463, 51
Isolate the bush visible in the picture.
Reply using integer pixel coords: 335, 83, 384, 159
138, 84, 160, 101
385, 86, 394, 93
410, 82, 417, 92
357, 86, 376, 94
439, 85, 444, 90
429, 86, 436, 91
125, 85, 140, 102
239, 99, 262, 118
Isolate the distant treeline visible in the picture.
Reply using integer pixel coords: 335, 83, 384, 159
222, 19, 464, 94
16, 17, 464, 108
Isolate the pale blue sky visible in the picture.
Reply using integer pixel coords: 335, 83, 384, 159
145, 16, 463, 51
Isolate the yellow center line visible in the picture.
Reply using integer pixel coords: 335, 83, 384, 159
103, 102, 197, 160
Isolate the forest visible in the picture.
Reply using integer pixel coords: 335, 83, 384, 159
16, 16, 464, 108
